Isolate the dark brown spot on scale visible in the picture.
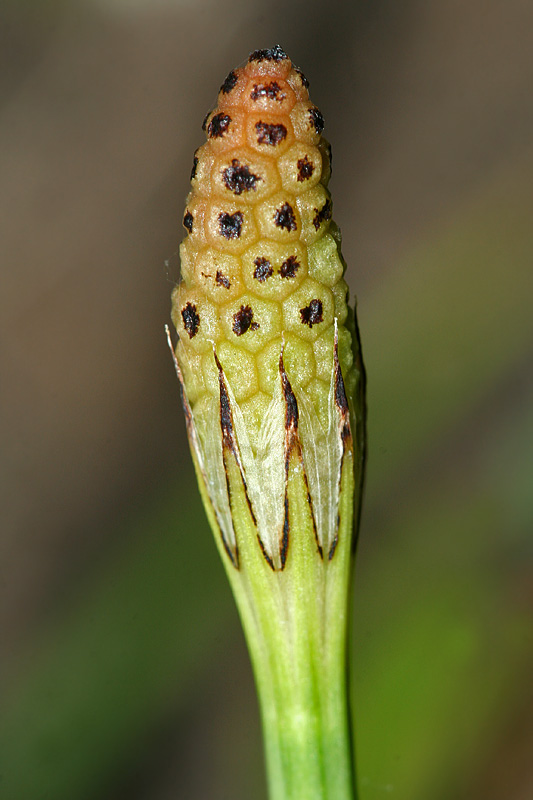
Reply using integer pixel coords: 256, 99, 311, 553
201, 270, 231, 289
232, 305, 259, 335
183, 210, 194, 232
300, 299, 323, 327
274, 202, 297, 232
248, 45, 287, 63
181, 302, 200, 338
279, 255, 299, 279
208, 113, 231, 138
297, 154, 314, 182
215, 270, 231, 289
255, 121, 287, 146
201, 111, 211, 131
190, 154, 199, 181
294, 67, 309, 88
250, 81, 285, 101
222, 159, 260, 195
309, 106, 324, 134
218, 211, 243, 239
220, 70, 238, 94
312, 198, 332, 230
253, 256, 273, 282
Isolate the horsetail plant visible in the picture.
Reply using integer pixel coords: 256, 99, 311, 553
167, 46, 366, 800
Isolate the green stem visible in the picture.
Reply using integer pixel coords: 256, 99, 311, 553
233, 562, 356, 800
259, 634, 355, 800
220, 454, 358, 800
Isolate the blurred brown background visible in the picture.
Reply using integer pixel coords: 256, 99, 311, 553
1, 1, 532, 798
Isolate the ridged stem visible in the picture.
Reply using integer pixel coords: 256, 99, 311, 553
247, 582, 356, 800
212, 444, 358, 800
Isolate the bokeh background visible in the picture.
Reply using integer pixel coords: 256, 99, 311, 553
1, 1, 532, 798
